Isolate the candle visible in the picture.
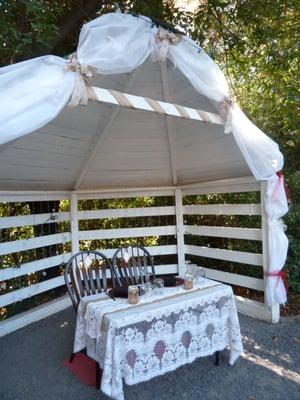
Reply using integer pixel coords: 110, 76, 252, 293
184, 273, 193, 290
128, 285, 139, 304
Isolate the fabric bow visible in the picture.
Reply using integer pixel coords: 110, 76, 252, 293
264, 270, 288, 294
64, 54, 97, 107
219, 96, 235, 134
152, 27, 181, 62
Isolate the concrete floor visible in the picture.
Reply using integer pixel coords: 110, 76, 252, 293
0, 308, 299, 400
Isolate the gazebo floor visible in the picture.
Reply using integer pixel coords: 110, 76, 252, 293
1, 308, 299, 400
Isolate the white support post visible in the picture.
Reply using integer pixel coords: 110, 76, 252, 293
175, 188, 185, 276
260, 182, 280, 323
70, 191, 79, 255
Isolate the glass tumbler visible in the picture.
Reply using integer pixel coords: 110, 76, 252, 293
196, 267, 206, 284
153, 278, 164, 295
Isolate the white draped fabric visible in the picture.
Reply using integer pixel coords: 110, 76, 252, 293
264, 174, 289, 305
0, 12, 288, 305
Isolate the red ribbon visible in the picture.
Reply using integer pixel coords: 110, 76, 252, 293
264, 270, 288, 293
275, 171, 291, 202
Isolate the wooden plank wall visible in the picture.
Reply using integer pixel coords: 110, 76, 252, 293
0, 189, 178, 311
0, 180, 278, 325
182, 179, 264, 292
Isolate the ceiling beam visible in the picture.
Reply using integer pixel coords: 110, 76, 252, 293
73, 69, 139, 190
161, 61, 178, 186
89, 86, 223, 126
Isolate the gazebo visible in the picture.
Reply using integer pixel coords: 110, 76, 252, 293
0, 12, 288, 335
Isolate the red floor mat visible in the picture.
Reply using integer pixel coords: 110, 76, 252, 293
64, 353, 99, 386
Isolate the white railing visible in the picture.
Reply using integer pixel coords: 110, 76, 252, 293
0, 178, 279, 332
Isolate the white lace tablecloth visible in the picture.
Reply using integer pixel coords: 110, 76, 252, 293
73, 280, 243, 400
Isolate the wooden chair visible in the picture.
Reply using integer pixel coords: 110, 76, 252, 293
64, 250, 116, 389
64, 250, 117, 312
112, 245, 155, 286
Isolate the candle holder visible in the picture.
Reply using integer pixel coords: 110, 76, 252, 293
128, 285, 139, 304
184, 272, 193, 290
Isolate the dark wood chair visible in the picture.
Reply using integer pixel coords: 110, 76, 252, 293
64, 250, 117, 312
64, 250, 116, 389
112, 245, 155, 286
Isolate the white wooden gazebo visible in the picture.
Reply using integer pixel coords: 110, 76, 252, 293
0, 12, 289, 335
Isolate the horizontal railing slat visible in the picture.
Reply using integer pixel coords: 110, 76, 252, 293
182, 182, 260, 196
203, 268, 264, 291
0, 276, 65, 307
79, 226, 176, 240
0, 192, 70, 202
0, 212, 70, 229
185, 244, 263, 266
78, 206, 175, 220
183, 204, 261, 216
185, 225, 262, 241
78, 189, 175, 200
0, 253, 72, 281
0, 232, 71, 255
99, 245, 177, 259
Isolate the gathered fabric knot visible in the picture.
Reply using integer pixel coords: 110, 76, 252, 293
264, 269, 288, 293
152, 27, 181, 62
64, 54, 97, 107
219, 96, 235, 134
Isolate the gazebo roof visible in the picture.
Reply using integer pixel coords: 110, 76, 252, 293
0, 59, 250, 191
0, 12, 283, 191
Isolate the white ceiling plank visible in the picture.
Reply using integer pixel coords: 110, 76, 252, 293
73, 69, 140, 190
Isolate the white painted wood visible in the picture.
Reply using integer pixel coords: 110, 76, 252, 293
78, 206, 175, 220
155, 264, 178, 275
0, 232, 71, 256
77, 188, 175, 200
185, 244, 263, 266
183, 204, 261, 216
75, 70, 139, 189
0, 295, 72, 337
79, 225, 176, 240
0, 212, 70, 229
182, 181, 260, 195
98, 245, 177, 259
202, 268, 264, 291
269, 304, 280, 323
0, 252, 72, 281
161, 62, 178, 185
235, 296, 278, 323
260, 181, 269, 297
91, 86, 223, 126
182, 176, 257, 188
175, 189, 185, 276
184, 225, 262, 241
0, 191, 70, 202
70, 192, 79, 255
181, 177, 260, 195
0, 275, 65, 307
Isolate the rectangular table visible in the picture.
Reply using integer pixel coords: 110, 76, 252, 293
74, 279, 243, 400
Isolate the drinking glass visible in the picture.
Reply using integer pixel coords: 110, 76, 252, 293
195, 267, 206, 284
139, 282, 152, 297
153, 278, 164, 295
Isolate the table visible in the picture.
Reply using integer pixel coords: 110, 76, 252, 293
74, 279, 243, 400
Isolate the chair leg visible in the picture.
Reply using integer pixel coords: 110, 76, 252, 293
69, 352, 75, 363
214, 351, 220, 366
96, 361, 100, 389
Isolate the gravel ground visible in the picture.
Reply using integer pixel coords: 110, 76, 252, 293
0, 308, 299, 400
